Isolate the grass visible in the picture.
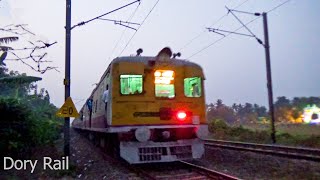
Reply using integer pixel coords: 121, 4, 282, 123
209, 120, 320, 148
243, 123, 320, 136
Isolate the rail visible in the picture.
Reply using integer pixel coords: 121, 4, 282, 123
205, 139, 320, 162
130, 161, 240, 180
179, 160, 240, 180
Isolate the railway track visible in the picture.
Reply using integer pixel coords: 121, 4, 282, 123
178, 160, 239, 180
205, 139, 320, 161
75, 129, 239, 179
131, 161, 239, 180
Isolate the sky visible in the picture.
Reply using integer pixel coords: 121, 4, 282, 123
1, 0, 319, 109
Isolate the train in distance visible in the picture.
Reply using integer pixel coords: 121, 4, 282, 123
72, 47, 209, 164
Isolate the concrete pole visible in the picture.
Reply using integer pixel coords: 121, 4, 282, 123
64, 0, 71, 156
263, 12, 276, 143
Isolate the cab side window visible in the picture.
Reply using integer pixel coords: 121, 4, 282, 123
120, 75, 143, 95
184, 77, 202, 97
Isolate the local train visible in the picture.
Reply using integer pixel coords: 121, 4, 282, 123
72, 47, 208, 164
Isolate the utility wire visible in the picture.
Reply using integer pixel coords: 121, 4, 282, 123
108, 3, 141, 60
98, 18, 140, 30
267, 0, 291, 13
187, 16, 260, 59
178, 0, 250, 52
207, 28, 253, 37
226, 6, 256, 38
71, 0, 140, 30
118, 0, 160, 57
187, 0, 291, 59
226, 6, 263, 44
98, 18, 140, 25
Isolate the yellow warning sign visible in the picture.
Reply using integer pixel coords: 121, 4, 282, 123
56, 97, 80, 118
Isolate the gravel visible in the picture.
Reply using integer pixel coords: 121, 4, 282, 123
3, 129, 319, 179
69, 129, 142, 179
191, 147, 320, 179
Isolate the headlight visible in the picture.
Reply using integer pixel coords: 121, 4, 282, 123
135, 127, 151, 142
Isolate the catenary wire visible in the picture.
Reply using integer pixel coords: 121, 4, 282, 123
267, 0, 291, 13
186, 0, 291, 59
186, 17, 259, 59
108, 3, 141, 61
178, 0, 250, 52
118, 0, 160, 57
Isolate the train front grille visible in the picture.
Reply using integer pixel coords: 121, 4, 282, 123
138, 145, 192, 162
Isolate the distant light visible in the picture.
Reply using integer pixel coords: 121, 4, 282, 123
303, 105, 320, 124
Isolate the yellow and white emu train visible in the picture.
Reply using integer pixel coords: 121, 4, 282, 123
72, 48, 208, 164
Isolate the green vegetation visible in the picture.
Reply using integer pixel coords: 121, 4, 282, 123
208, 119, 271, 143
207, 98, 320, 147
0, 66, 62, 158
208, 119, 320, 148
207, 97, 320, 125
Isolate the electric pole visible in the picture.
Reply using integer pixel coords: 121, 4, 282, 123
207, 9, 277, 143
63, 0, 140, 157
64, 0, 71, 156
262, 12, 276, 143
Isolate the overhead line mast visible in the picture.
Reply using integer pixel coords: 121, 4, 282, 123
207, 8, 276, 143
64, 0, 71, 156
64, 0, 140, 156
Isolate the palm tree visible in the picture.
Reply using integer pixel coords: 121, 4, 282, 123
0, 36, 19, 65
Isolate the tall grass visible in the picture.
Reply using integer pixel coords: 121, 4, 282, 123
209, 119, 320, 148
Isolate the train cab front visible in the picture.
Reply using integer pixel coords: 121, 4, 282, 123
112, 51, 208, 164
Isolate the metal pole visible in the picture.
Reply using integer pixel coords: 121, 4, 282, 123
64, 0, 71, 156
262, 12, 276, 143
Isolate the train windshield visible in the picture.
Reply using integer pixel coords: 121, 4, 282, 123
184, 77, 202, 97
154, 70, 175, 98
120, 75, 143, 95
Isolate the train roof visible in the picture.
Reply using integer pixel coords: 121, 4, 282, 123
112, 56, 203, 69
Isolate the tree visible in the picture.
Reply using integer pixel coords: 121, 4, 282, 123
207, 100, 237, 124
0, 75, 42, 98
274, 96, 293, 123
0, 24, 58, 73
232, 103, 239, 112
275, 96, 291, 108
216, 99, 224, 109
0, 67, 62, 157
0, 36, 18, 51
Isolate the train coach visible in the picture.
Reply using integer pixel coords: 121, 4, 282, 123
72, 47, 208, 164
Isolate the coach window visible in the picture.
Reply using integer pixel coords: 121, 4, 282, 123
184, 77, 202, 97
155, 70, 175, 99
120, 75, 143, 95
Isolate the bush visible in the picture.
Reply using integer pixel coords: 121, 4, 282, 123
208, 118, 229, 133
0, 98, 34, 157
0, 97, 62, 158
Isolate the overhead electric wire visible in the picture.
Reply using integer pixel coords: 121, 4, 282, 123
187, 17, 259, 59
226, 6, 257, 38
118, 0, 160, 57
98, 18, 140, 25
71, 0, 140, 30
186, 0, 291, 59
267, 0, 291, 13
178, 0, 250, 52
108, 3, 141, 60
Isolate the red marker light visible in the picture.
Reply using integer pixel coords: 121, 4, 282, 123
177, 111, 187, 121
